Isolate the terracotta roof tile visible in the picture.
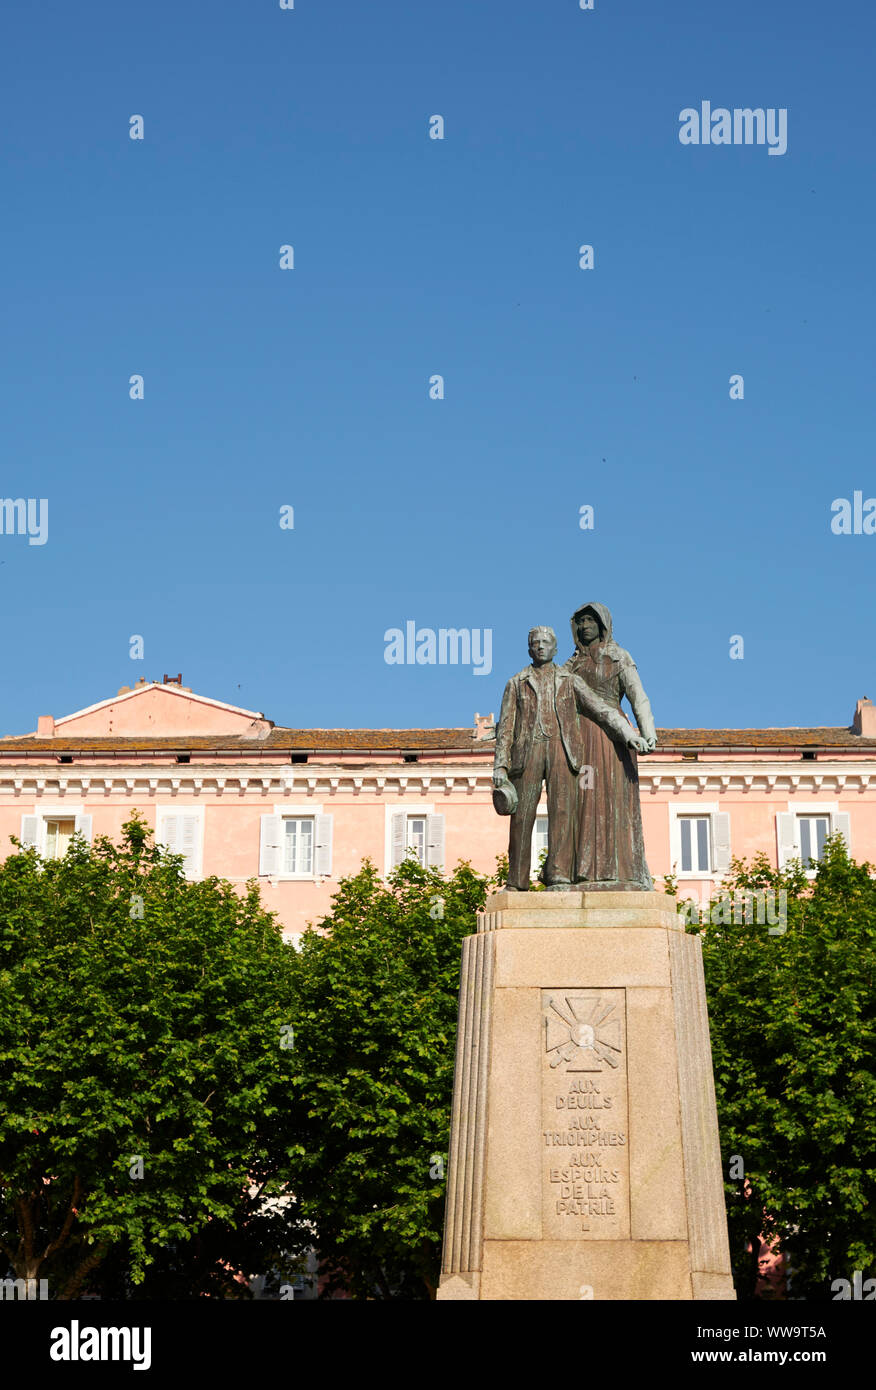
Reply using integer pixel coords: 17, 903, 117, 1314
656, 727, 875, 749
0, 726, 874, 755
0, 728, 481, 755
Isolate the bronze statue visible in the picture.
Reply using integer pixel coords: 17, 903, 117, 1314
492, 624, 649, 891
564, 601, 655, 890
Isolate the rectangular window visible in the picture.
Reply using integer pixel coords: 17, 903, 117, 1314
777, 809, 848, 873
156, 812, 202, 880
262, 811, 332, 879
532, 814, 549, 877
798, 815, 829, 868
406, 816, 427, 867
44, 818, 75, 860
679, 816, 711, 874
283, 817, 314, 876
388, 809, 443, 873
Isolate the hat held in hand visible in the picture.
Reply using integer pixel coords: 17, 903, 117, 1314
492, 775, 518, 816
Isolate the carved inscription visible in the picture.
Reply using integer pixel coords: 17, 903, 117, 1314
541, 989, 630, 1239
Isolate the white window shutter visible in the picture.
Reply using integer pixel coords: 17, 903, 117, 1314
20, 815, 40, 849
426, 814, 445, 870
314, 814, 333, 876
712, 813, 731, 873
390, 812, 407, 869
180, 815, 200, 878
259, 815, 282, 876
776, 813, 799, 869
833, 812, 851, 852
159, 814, 179, 853
74, 813, 93, 844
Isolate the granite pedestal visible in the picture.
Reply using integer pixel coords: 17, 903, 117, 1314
436, 891, 735, 1301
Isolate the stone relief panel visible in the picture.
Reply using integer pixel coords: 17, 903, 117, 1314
542, 989, 630, 1240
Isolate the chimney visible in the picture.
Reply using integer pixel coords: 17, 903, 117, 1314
853, 697, 876, 737
474, 712, 495, 741
37, 715, 54, 738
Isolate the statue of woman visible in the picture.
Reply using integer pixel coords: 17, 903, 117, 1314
565, 602, 656, 890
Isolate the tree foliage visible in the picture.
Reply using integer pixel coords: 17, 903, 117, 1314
287, 856, 491, 1299
7, 805, 870, 1304
680, 837, 876, 1299
0, 818, 300, 1298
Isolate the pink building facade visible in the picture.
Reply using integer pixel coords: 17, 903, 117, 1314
3, 679, 876, 938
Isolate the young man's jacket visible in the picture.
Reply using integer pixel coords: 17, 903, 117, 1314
494, 663, 632, 779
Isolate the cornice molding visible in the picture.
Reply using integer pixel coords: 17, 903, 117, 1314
0, 760, 873, 799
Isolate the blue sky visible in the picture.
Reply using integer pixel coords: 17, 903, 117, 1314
2, 0, 874, 735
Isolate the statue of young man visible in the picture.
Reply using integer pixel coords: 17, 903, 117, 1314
492, 625, 648, 891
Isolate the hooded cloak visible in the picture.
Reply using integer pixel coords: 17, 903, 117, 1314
566, 602, 655, 744
569, 602, 628, 667
564, 601, 654, 889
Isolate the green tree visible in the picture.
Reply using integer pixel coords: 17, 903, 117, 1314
0, 817, 300, 1298
683, 837, 876, 1299
287, 855, 492, 1299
